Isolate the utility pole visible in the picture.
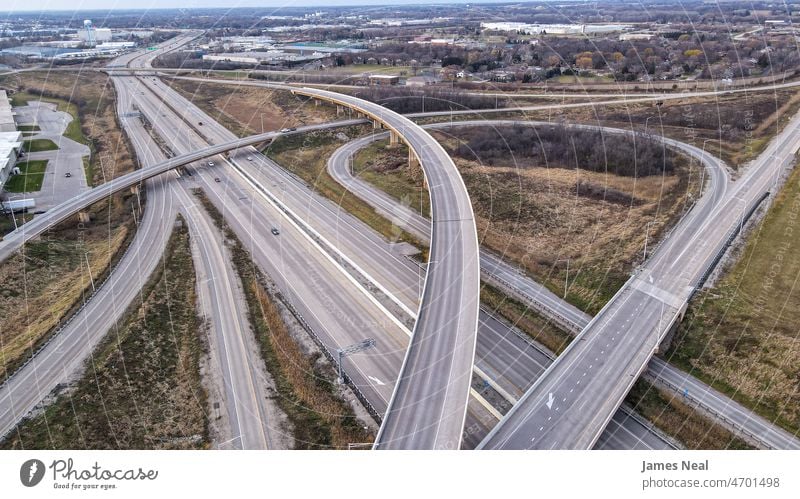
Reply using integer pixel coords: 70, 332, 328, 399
643, 221, 655, 262
337, 338, 376, 384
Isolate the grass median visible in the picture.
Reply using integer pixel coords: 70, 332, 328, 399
192, 188, 374, 449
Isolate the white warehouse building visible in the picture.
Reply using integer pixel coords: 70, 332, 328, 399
0, 90, 21, 192
78, 28, 112, 43
0, 131, 23, 193
0, 90, 15, 133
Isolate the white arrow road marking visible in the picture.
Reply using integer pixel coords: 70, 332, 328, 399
368, 376, 385, 386
546, 392, 554, 410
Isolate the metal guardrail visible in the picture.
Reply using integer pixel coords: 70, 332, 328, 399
644, 370, 774, 449
483, 271, 582, 335
273, 290, 382, 425
690, 190, 770, 298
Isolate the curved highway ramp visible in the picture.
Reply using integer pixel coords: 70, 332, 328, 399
292, 87, 481, 450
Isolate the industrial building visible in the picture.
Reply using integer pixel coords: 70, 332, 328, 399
0, 90, 16, 132
0, 131, 22, 193
0, 90, 21, 193
202, 51, 327, 65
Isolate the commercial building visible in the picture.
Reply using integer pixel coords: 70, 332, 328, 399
0, 90, 21, 192
481, 22, 631, 35
0, 90, 15, 132
405, 75, 439, 86
202, 50, 327, 65
78, 27, 112, 43
0, 131, 23, 193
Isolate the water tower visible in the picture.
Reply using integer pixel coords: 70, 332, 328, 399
83, 20, 95, 46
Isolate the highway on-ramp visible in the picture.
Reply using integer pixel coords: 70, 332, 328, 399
291, 87, 481, 450
479, 107, 800, 449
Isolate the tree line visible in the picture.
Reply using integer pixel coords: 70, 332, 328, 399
452, 124, 676, 177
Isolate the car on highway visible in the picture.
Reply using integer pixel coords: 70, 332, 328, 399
271, 227, 280, 235
214, 177, 221, 183
64, 172, 72, 178
280, 127, 294, 133
247, 156, 253, 161
198, 121, 203, 126
208, 161, 215, 167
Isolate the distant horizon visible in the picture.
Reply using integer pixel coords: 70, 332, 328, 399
2, 0, 557, 15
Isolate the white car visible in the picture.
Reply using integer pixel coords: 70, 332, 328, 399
208, 161, 215, 167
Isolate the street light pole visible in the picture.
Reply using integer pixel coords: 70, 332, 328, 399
700, 138, 714, 189
555, 258, 570, 298
643, 221, 655, 262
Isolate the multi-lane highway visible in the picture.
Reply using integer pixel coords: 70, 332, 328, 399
0, 37, 282, 449
0, 38, 183, 442
3, 41, 796, 452
139, 75, 676, 450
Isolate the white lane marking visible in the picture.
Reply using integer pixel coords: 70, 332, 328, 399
368, 375, 386, 386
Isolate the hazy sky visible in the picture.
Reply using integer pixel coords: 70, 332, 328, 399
4, 0, 510, 14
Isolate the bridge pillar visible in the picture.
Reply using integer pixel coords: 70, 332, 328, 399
408, 150, 426, 188
130, 184, 140, 195
78, 211, 91, 224
373, 120, 382, 130
336, 104, 344, 115
389, 131, 400, 146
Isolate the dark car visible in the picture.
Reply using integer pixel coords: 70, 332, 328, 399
214, 177, 221, 183
64, 172, 72, 178
271, 227, 280, 235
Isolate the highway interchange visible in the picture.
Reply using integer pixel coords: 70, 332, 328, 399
1, 36, 799, 450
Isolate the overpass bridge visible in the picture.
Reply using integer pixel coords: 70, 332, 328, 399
292, 87, 481, 450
